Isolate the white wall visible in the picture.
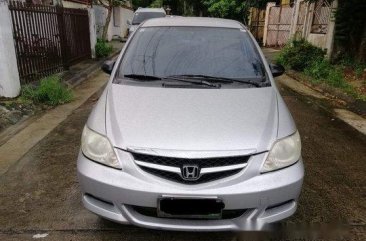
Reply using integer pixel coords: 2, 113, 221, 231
0, 3, 20, 97
94, 5, 134, 41
307, 33, 327, 49
88, 8, 97, 58
108, 7, 134, 41
62, 1, 89, 9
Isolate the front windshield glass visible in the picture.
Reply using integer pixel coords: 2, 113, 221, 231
117, 27, 266, 82
132, 12, 166, 25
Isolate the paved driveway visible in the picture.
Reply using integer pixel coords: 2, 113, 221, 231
0, 72, 365, 240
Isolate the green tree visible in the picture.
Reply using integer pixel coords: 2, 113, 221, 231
150, 0, 163, 7
202, 0, 272, 23
131, 0, 155, 9
334, 0, 366, 61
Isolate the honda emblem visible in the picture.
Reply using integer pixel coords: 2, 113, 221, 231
181, 165, 200, 180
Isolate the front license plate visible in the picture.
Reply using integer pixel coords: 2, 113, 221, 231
157, 196, 225, 219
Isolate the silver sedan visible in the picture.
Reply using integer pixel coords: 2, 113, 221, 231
77, 17, 304, 231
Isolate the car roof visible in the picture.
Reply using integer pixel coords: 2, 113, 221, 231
136, 8, 166, 13
141, 17, 244, 29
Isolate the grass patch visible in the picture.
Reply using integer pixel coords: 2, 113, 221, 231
95, 39, 113, 58
21, 75, 73, 106
304, 58, 345, 87
277, 39, 365, 101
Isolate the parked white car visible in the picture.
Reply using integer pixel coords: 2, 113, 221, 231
127, 8, 166, 36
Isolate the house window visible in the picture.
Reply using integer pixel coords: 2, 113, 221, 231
311, 0, 331, 34
113, 8, 120, 27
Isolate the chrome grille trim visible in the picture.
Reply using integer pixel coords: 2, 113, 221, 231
200, 163, 248, 174
132, 153, 250, 184
135, 160, 247, 174
135, 160, 181, 174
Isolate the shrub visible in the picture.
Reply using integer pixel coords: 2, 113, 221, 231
276, 39, 325, 71
22, 75, 73, 106
95, 39, 113, 58
304, 58, 348, 88
304, 58, 333, 80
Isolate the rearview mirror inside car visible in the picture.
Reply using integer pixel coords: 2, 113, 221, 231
101, 60, 115, 75
270, 63, 285, 77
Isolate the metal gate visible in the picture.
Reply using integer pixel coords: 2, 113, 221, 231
249, 7, 266, 44
265, 5, 294, 47
8, 1, 91, 83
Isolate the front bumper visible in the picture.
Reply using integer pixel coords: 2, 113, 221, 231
77, 150, 304, 231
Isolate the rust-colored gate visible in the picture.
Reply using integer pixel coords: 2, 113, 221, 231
265, 5, 294, 47
8, 1, 91, 83
249, 7, 266, 44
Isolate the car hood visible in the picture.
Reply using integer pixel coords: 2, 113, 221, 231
106, 84, 278, 155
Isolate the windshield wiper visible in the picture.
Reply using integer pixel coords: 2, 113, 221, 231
168, 74, 264, 87
164, 76, 221, 88
123, 74, 162, 81
122, 74, 220, 88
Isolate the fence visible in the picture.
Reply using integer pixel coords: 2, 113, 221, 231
250, 0, 334, 52
265, 5, 294, 47
8, 1, 91, 83
248, 7, 266, 44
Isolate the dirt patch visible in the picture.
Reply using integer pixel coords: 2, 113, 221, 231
0, 98, 45, 133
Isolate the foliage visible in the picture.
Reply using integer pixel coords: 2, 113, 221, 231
131, 0, 154, 9
278, 39, 365, 100
21, 75, 73, 106
276, 39, 325, 71
95, 39, 113, 58
334, 0, 366, 62
339, 55, 366, 78
130, 0, 273, 21
202, 0, 272, 22
304, 58, 346, 88
150, 0, 163, 7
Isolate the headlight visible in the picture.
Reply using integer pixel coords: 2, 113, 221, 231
261, 131, 301, 173
81, 126, 121, 169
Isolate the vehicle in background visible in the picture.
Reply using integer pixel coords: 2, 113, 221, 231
127, 8, 166, 36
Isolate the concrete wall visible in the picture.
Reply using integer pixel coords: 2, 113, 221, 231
0, 2, 20, 97
302, 0, 337, 57
108, 7, 134, 41
94, 5, 134, 41
262, 0, 337, 57
62, 0, 89, 9
88, 8, 97, 58
307, 33, 327, 49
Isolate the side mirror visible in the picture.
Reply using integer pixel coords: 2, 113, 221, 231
101, 60, 115, 75
270, 63, 285, 77
127, 19, 131, 25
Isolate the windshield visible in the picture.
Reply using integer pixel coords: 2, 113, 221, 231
132, 12, 166, 25
117, 27, 266, 85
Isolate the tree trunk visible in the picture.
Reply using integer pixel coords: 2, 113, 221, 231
357, 22, 366, 62
102, 7, 112, 41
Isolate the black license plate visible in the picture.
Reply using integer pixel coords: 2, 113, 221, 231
158, 197, 225, 219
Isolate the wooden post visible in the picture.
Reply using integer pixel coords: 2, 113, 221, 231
325, 0, 338, 59
263, 2, 276, 47
290, 0, 301, 38
56, 6, 69, 70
